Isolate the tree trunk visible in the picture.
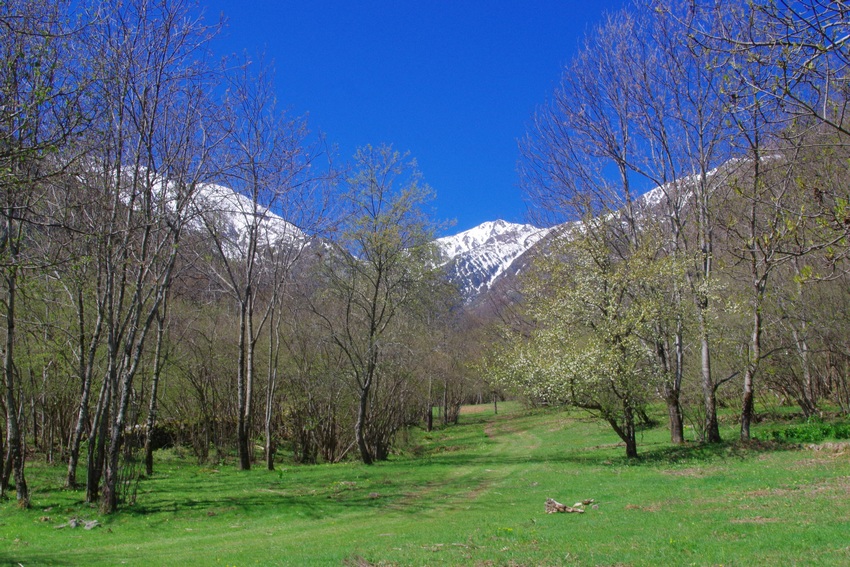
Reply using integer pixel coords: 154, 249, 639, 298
665, 392, 685, 444
740, 382, 755, 440
0, 415, 5, 492
739, 157, 765, 440
265, 368, 276, 471
66, 312, 96, 488
792, 321, 817, 417
441, 379, 449, 427
740, 297, 763, 440
236, 298, 251, 470
245, 297, 256, 466
100, 410, 123, 513
97, 340, 122, 511
783, 265, 815, 415
2, 445, 12, 495
355, 384, 373, 465
660, 317, 685, 444
608, 413, 638, 459
700, 313, 721, 443
2, 244, 29, 508
425, 376, 433, 432
102, 343, 145, 514
144, 304, 168, 477
696, 168, 721, 444
624, 436, 638, 459
86, 374, 111, 503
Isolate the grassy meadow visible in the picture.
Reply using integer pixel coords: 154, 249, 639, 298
2, 403, 849, 566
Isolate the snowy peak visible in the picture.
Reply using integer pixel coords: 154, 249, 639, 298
191, 183, 306, 258
187, 182, 551, 304
436, 220, 551, 301
437, 220, 547, 261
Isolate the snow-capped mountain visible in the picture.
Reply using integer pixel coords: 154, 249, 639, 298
191, 183, 306, 258
188, 179, 679, 306
436, 220, 551, 302
435, 179, 687, 306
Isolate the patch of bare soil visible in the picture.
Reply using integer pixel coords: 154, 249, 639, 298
805, 441, 850, 453
793, 457, 840, 469
460, 404, 491, 415
744, 476, 850, 501
730, 516, 782, 524
625, 503, 662, 512
661, 467, 706, 477
819, 475, 850, 499
744, 487, 791, 498
483, 421, 520, 438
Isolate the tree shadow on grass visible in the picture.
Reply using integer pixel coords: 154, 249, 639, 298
1, 554, 68, 566
117, 449, 528, 521
633, 438, 799, 465
410, 435, 801, 471
125, 480, 386, 518
43, 414, 803, 523
125, 491, 381, 520
427, 406, 806, 468
119, 434, 804, 522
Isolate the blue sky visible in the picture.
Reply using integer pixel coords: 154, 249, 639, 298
202, 1, 625, 235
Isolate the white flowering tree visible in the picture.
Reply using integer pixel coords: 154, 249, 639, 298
492, 222, 677, 458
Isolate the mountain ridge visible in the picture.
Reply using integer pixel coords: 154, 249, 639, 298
435, 219, 550, 302
192, 181, 674, 307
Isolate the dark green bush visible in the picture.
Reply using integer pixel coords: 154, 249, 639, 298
754, 418, 850, 444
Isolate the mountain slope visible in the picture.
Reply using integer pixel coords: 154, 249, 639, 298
436, 220, 551, 301
446, 179, 692, 310
191, 183, 306, 258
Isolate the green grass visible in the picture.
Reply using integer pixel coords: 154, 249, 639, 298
2, 403, 850, 566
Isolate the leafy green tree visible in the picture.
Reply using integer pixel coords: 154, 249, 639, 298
520, 4, 725, 444
314, 145, 440, 464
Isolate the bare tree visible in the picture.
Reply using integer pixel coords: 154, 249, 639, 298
721, 142, 845, 438
74, 0, 219, 513
692, 0, 850, 438
705, 0, 850, 138
0, 0, 87, 507
199, 58, 328, 470
261, 228, 322, 470
635, 1, 747, 443
61, 168, 109, 489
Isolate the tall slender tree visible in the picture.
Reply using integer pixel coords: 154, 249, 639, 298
0, 0, 87, 507
75, 0, 219, 513
314, 145, 439, 464
199, 58, 327, 470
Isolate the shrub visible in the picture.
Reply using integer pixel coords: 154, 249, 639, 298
754, 418, 850, 443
